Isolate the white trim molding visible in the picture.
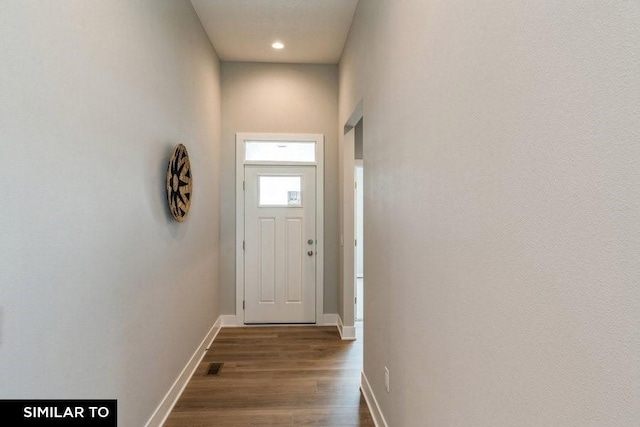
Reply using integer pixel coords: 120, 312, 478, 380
337, 315, 356, 340
220, 314, 241, 327
220, 313, 340, 328
339, 103, 364, 343
235, 133, 325, 325
340, 126, 357, 335
361, 371, 389, 427
322, 313, 339, 326
220, 314, 338, 328
144, 317, 222, 427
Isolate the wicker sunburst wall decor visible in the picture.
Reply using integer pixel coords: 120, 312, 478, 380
166, 144, 192, 222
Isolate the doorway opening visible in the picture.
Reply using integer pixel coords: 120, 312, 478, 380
340, 104, 363, 340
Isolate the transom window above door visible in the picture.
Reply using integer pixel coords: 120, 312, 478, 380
244, 141, 316, 163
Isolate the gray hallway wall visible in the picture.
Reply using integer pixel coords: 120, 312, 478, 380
340, 1, 640, 425
0, 1, 222, 425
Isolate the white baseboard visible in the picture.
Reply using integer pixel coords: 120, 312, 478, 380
361, 371, 389, 427
220, 313, 338, 327
220, 314, 241, 327
322, 313, 338, 326
144, 316, 222, 427
337, 315, 356, 340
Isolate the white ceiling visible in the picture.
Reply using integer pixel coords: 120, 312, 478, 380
190, 0, 359, 64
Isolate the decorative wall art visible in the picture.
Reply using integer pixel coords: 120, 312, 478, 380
166, 143, 192, 222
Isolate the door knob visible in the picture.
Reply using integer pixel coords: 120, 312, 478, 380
307, 251, 314, 256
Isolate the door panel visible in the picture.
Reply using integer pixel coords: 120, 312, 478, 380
258, 218, 276, 303
285, 218, 303, 303
244, 165, 316, 323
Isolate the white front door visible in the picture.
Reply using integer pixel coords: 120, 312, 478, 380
244, 165, 316, 323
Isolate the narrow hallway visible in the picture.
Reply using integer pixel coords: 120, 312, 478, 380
165, 327, 372, 426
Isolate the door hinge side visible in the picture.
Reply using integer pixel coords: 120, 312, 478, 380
243, 240, 245, 250
243, 300, 245, 310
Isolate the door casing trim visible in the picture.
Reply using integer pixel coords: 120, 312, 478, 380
235, 133, 324, 324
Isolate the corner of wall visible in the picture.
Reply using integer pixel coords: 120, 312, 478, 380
336, 315, 356, 340
144, 316, 223, 427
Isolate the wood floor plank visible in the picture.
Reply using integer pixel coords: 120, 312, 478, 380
164, 325, 372, 426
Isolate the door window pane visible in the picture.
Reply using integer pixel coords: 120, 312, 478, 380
259, 176, 302, 206
246, 141, 315, 162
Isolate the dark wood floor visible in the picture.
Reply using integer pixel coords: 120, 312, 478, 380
164, 325, 373, 427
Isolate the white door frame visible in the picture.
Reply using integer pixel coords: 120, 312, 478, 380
339, 102, 362, 339
355, 159, 364, 322
355, 159, 364, 279
236, 133, 324, 324
341, 127, 356, 331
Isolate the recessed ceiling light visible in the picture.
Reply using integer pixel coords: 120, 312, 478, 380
271, 41, 285, 50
